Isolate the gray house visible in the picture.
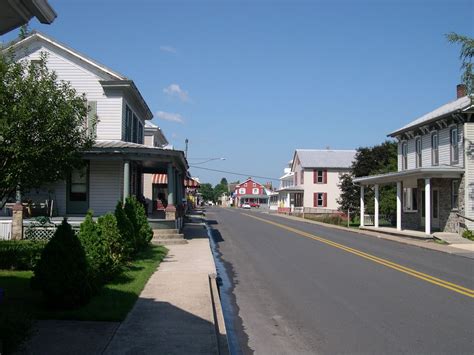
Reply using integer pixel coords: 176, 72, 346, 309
354, 85, 474, 236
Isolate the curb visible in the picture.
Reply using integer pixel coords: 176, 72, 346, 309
261, 211, 474, 259
209, 273, 229, 355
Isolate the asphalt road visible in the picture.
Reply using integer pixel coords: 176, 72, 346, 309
205, 207, 474, 355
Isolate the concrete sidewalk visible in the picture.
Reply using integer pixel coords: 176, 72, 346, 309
104, 218, 226, 354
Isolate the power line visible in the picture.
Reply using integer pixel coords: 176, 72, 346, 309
189, 165, 280, 181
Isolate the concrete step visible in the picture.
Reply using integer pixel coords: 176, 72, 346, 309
153, 229, 179, 235
151, 239, 188, 245
153, 233, 185, 239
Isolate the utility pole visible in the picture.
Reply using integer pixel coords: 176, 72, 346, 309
185, 138, 189, 158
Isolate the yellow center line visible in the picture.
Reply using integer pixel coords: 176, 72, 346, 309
242, 213, 474, 298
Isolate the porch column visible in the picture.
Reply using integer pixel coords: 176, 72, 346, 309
396, 181, 402, 231
165, 164, 176, 220
360, 185, 365, 227
374, 184, 379, 228
123, 160, 130, 203
425, 178, 431, 235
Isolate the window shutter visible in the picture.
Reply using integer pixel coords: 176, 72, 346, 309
323, 193, 327, 207
313, 170, 317, 184
323, 170, 327, 184
313, 193, 317, 207
87, 101, 97, 137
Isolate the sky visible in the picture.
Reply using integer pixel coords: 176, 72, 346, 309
1, 0, 473, 185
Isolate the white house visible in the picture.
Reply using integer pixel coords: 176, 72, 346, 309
354, 85, 474, 235
6, 31, 188, 221
280, 149, 356, 213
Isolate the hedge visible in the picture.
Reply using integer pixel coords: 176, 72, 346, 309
0, 240, 46, 270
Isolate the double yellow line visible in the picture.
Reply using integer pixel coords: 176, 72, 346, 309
242, 213, 474, 299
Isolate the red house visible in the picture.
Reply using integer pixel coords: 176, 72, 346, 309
233, 178, 268, 207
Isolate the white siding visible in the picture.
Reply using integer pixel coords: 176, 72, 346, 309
16, 43, 123, 140
421, 133, 432, 167
465, 123, 474, 230
89, 160, 123, 215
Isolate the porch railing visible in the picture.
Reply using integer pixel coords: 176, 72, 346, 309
0, 221, 12, 240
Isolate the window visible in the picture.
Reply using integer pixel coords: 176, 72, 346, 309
401, 142, 408, 170
132, 114, 138, 143
313, 192, 326, 207
69, 167, 88, 201
239, 188, 245, 194
252, 188, 259, 194
431, 132, 439, 166
403, 188, 418, 212
450, 127, 459, 164
452, 180, 460, 210
415, 137, 422, 168
314, 170, 326, 184
125, 106, 132, 142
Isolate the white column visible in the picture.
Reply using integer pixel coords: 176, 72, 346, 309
360, 185, 365, 227
396, 181, 402, 231
123, 160, 130, 203
374, 184, 379, 228
425, 178, 431, 235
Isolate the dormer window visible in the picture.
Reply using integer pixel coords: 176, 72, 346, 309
415, 137, 422, 168
450, 127, 459, 164
401, 142, 408, 170
431, 132, 439, 166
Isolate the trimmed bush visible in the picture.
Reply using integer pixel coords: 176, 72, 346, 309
463, 229, 474, 241
115, 201, 135, 256
31, 219, 92, 309
97, 213, 128, 270
0, 240, 46, 270
78, 211, 115, 289
124, 196, 153, 251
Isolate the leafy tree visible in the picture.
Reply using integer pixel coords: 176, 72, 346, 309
220, 177, 228, 187
213, 183, 228, 202
338, 141, 397, 220
447, 32, 473, 95
199, 183, 214, 202
0, 50, 95, 206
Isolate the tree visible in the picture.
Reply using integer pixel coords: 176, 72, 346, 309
199, 183, 214, 202
0, 51, 95, 206
219, 177, 228, 187
338, 141, 397, 220
447, 32, 473, 95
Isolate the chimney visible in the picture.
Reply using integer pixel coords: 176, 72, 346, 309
457, 84, 467, 99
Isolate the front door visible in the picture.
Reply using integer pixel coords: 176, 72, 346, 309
67, 165, 89, 215
421, 188, 440, 230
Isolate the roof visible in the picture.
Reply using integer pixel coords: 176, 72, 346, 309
353, 166, 464, 185
389, 95, 474, 136
0, 0, 57, 35
8, 31, 153, 120
279, 171, 294, 180
144, 121, 169, 146
292, 149, 356, 169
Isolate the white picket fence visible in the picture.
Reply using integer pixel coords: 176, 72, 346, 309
0, 221, 12, 240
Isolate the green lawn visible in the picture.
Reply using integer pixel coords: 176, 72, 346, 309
0, 245, 167, 322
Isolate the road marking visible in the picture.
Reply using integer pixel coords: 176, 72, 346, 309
242, 213, 474, 299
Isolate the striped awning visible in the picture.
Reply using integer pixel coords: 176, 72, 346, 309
152, 174, 167, 184
151, 174, 200, 187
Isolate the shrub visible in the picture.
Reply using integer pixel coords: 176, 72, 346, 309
97, 213, 128, 270
78, 211, 115, 290
462, 229, 474, 241
124, 196, 153, 251
0, 241, 46, 270
114, 201, 135, 256
31, 219, 92, 309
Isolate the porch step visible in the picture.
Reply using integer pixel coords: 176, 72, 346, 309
433, 232, 473, 244
151, 238, 187, 245
153, 233, 185, 239
153, 229, 180, 236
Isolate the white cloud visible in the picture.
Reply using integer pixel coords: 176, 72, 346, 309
160, 45, 177, 54
163, 83, 190, 102
156, 111, 184, 123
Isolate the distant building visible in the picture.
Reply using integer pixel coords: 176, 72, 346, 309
233, 178, 268, 207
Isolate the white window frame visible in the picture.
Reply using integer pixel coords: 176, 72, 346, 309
316, 170, 324, 183
252, 188, 259, 194
403, 187, 418, 212
431, 131, 439, 166
315, 192, 324, 207
401, 141, 408, 170
450, 126, 459, 164
452, 180, 460, 210
239, 188, 245, 194
415, 137, 422, 168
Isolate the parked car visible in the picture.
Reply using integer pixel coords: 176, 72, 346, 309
242, 203, 251, 209
249, 202, 260, 208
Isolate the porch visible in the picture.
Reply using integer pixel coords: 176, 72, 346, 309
353, 167, 464, 236
276, 187, 303, 213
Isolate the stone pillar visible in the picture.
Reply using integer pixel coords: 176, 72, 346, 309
12, 203, 23, 240
360, 185, 365, 227
123, 160, 130, 203
425, 178, 431, 235
396, 181, 402, 231
165, 164, 176, 220
374, 184, 379, 228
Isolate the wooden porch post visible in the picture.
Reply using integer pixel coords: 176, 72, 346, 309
396, 181, 402, 231
360, 185, 365, 227
425, 178, 431, 235
165, 163, 176, 220
374, 184, 379, 228
123, 160, 130, 203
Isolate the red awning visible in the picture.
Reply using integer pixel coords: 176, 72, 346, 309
152, 174, 167, 184
185, 178, 200, 187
